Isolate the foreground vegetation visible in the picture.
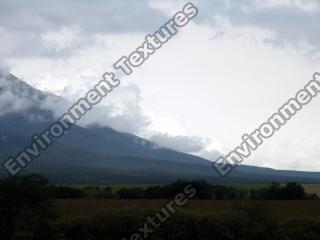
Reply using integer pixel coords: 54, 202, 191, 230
1, 174, 320, 239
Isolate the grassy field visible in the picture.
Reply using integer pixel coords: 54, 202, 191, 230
302, 184, 320, 196
229, 184, 320, 196
56, 184, 320, 222
55, 199, 320, 220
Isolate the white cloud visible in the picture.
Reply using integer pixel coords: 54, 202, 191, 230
149, 133, 211, 153
1, 0, 320, 170
254, 0, 320, 11
0, 59, 10, 77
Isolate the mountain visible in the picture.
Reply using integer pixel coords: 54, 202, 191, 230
1, 73, 320, 183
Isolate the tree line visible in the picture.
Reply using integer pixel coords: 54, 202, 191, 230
52, 180, 318, 200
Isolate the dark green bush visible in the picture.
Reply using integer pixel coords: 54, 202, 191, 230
52, 186, 86, 199
0, 174, 61, 240
279, 218, 320, 240
117, 187, 145, 199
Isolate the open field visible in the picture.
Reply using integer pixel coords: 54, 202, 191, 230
302, 184, 320, 196
228, 184, 320, 196
56, 199, 320, 220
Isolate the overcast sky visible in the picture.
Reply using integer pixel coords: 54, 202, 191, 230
0, 0, 320, 171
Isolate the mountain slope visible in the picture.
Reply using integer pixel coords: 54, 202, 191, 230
1, 73, 320, 183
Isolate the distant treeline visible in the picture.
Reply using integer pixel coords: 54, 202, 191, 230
52, 180, 319, 200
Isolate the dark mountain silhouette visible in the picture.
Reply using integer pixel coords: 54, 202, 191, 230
1, 73, 320, 183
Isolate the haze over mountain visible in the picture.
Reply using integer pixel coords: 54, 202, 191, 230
1, 73, 320, 183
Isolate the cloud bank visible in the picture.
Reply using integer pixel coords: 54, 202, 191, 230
0, 0, 319, 170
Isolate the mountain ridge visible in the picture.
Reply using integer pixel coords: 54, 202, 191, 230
1, 73, 320, 183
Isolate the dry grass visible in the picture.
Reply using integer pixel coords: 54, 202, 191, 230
56, 199, 320, 220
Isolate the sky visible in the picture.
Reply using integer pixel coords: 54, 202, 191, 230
0, 0, 320, 171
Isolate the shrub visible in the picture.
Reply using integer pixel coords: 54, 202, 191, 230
52, 186, 86, 199
0, 174, 61, 239
117, 187, 145, 199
